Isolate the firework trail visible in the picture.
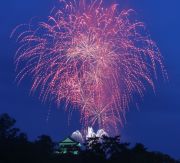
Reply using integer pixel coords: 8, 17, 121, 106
12, 0, 167, 133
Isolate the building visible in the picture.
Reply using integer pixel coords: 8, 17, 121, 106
58, 137, 81, 155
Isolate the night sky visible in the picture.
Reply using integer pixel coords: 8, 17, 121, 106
0, 0, 180, 159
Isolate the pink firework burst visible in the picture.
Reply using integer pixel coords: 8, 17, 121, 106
12, 0, 167, 133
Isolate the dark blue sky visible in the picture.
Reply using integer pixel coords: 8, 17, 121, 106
0, 0, 180, 159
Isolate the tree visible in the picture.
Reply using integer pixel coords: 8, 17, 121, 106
83, 137, 106, 162
0, 113, 19, 139
35, 135, 55, 154
0, 113, 179, 163
133, 143, 147, 153
101, 136, 129, 156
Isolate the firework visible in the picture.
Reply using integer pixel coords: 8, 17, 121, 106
12, 0, 167, 133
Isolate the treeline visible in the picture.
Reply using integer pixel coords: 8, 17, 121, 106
0, 113, 179, 163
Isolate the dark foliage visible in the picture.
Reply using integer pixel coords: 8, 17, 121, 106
0, 113, 179, 163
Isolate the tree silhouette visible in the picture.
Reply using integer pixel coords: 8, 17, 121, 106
101, 136, 130, 157
83, 136, 106, 162
0, 113, 18, 139
0, 113, 179, 163
35, 135, 55, 154
133, 143, 147, 153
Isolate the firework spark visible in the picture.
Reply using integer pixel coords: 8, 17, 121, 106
12, 0, 167, 133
